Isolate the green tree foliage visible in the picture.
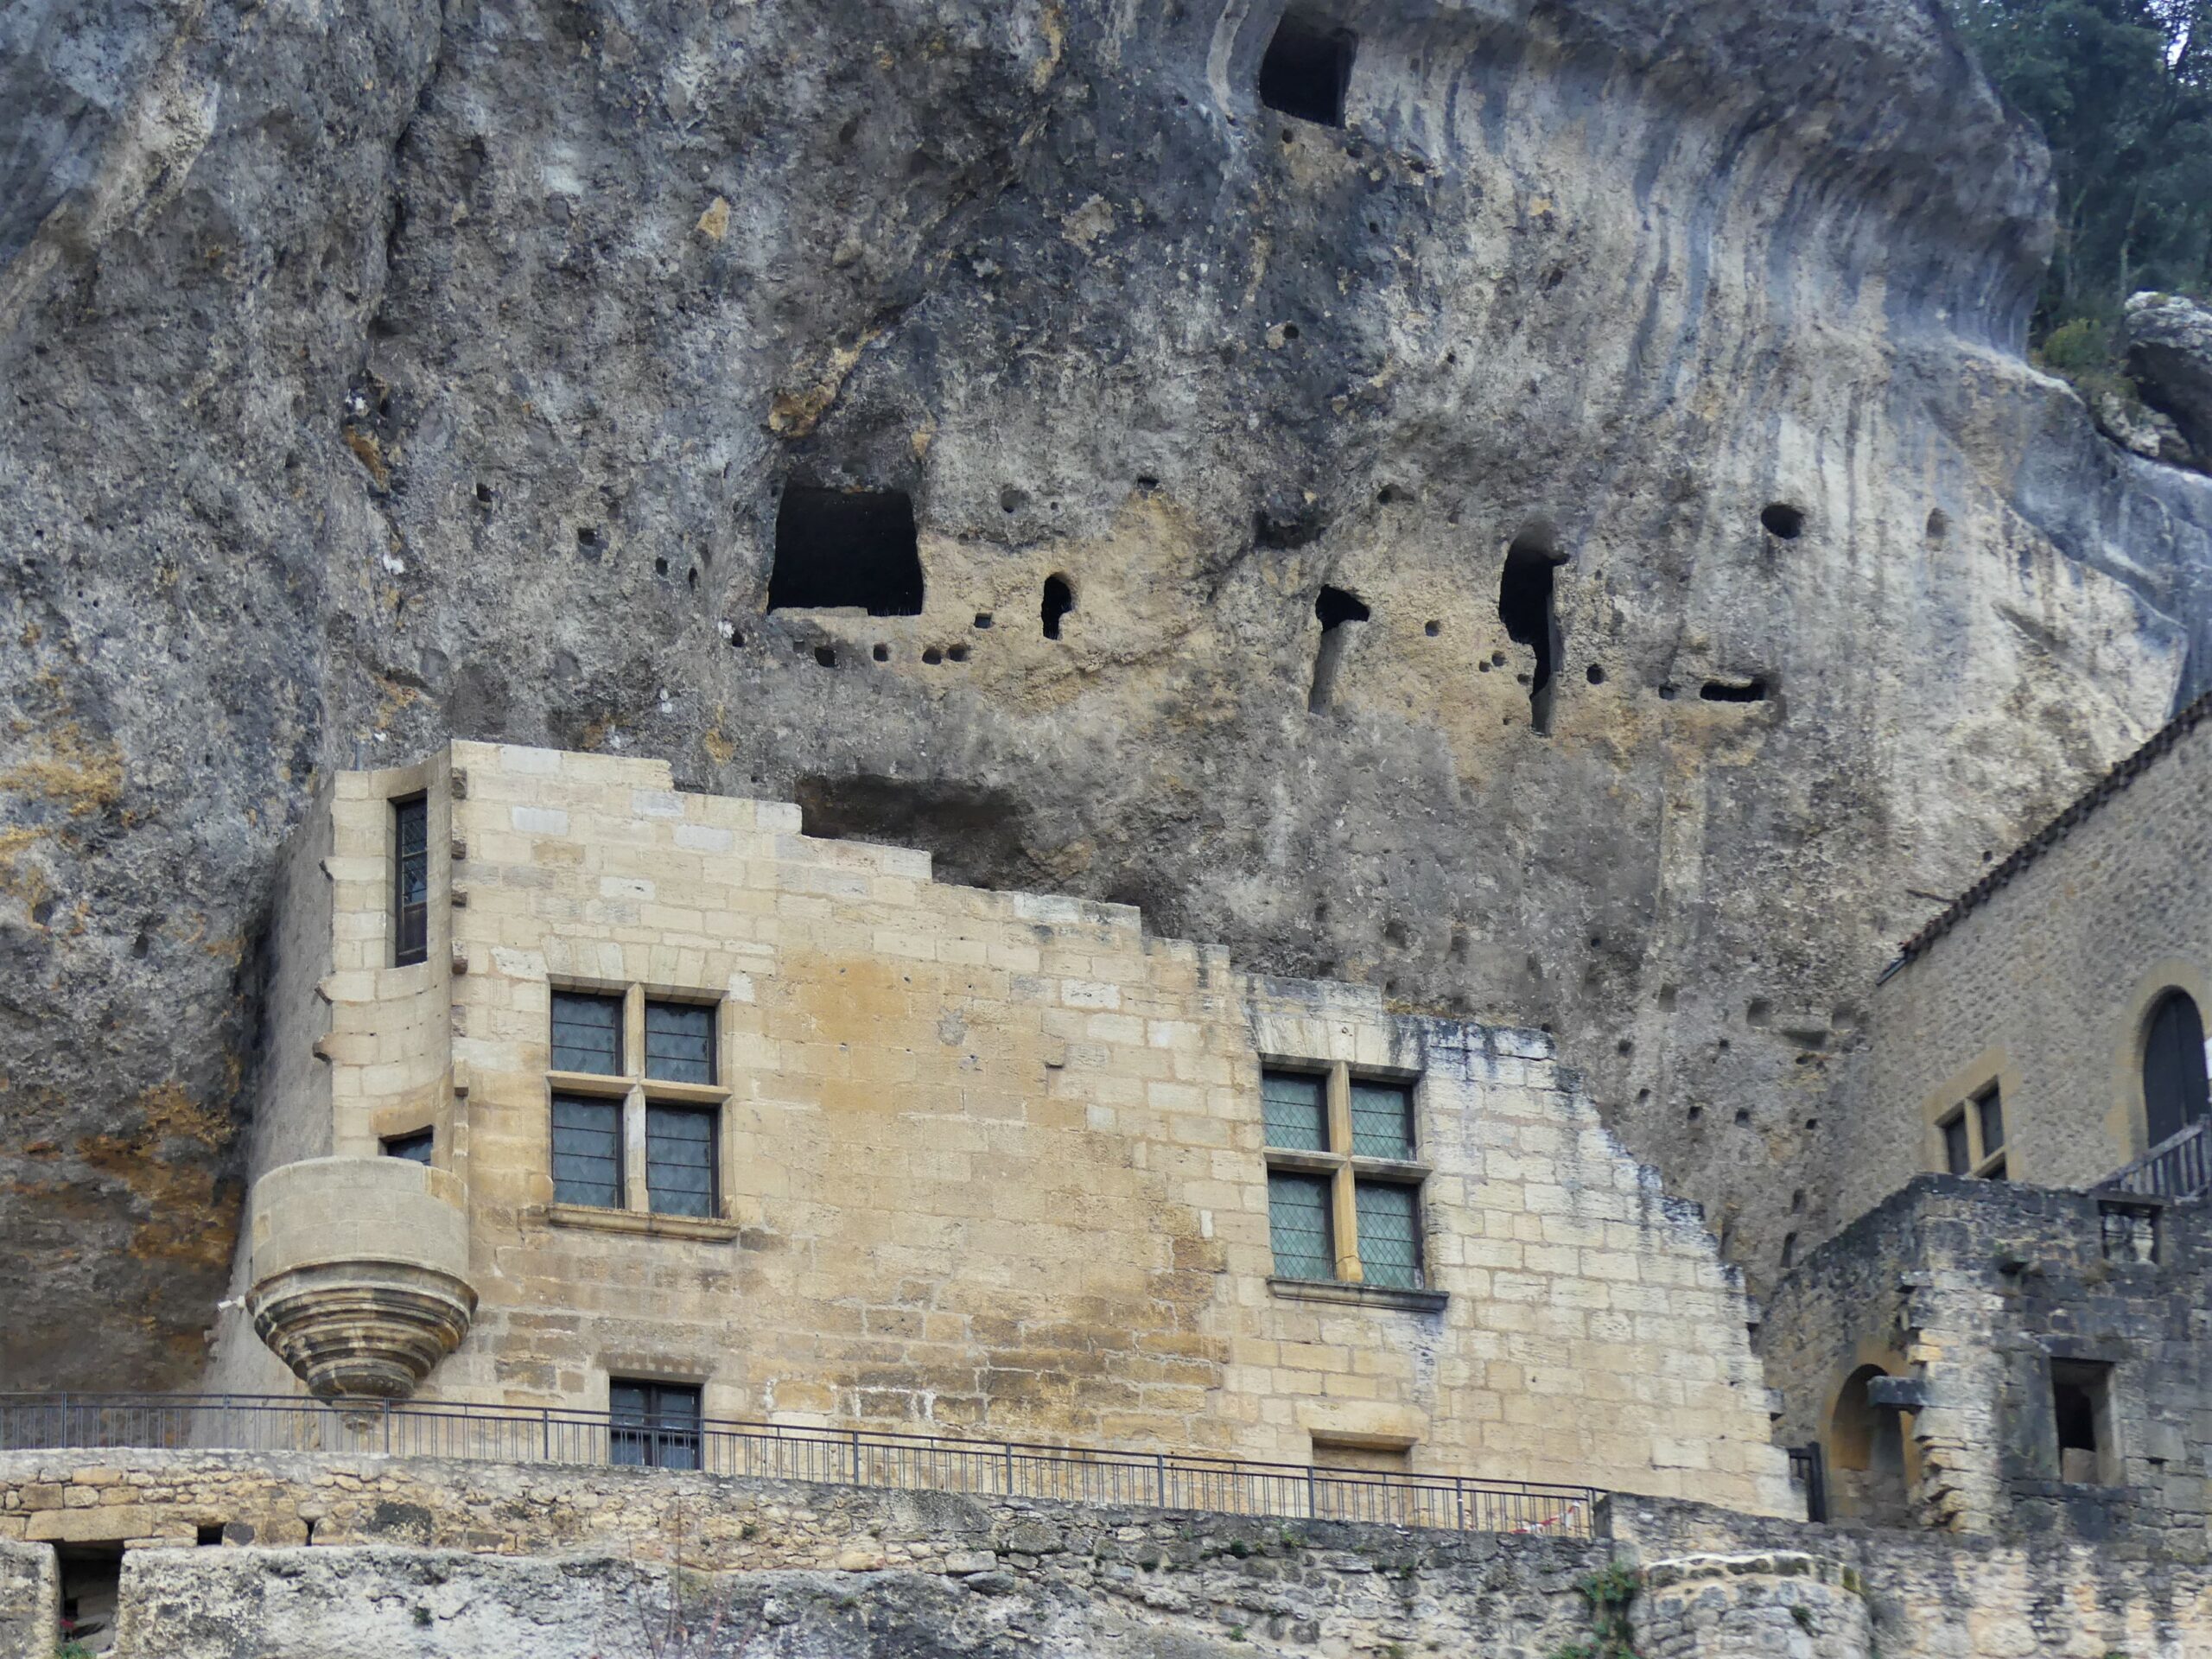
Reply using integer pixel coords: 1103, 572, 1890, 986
1947, 0, 2212, 339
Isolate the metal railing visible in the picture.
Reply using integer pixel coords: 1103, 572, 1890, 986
0, 1394, 1599, 1537
2097, 1117, 2212, 1200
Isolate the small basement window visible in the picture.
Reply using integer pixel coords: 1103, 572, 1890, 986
1259, 12, 1356, 127
2050, 1359, 2116, 1484
610, 1380, 702, 1470
768, 486, 924, 615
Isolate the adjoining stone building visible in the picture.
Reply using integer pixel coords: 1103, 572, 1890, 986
1838, 692, 2212, 1222
1759, 692, 2212, 1549
201, 740, 1793, 1515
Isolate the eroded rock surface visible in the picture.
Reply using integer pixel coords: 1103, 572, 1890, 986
2129, 290, 2212, 472
7, 0, 2212, 1385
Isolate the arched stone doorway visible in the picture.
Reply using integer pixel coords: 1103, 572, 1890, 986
1827, 1363, 1913, 1525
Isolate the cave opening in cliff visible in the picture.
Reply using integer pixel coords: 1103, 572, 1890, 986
767, 486, 924, 616
1042, 574, 1075, 639
1308, 584, 1371, 713
1258, 12, 1355, 127
1497, 525, 1563, 734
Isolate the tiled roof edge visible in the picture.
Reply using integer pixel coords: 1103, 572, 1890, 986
1890, 686, 2212, 974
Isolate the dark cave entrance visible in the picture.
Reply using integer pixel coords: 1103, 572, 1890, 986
1497, 525, 1564, 734
767, 486, 924, 615
1258, 12, 1356, 127
1042, 573, 1076, 639
1307, 585, 1371, 714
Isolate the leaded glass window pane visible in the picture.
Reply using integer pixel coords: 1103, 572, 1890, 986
551, 1094, 622, 1208
610, 1381, 701, 1470
1350, 1080, 1414, 1160
393, 796, 429, 966
552, 991, 622, 1074
645, 1000, 715, 1084
1262, 1071, 1327, 1151
1355, 1180, 1421, 1289
646, 1105, 716, 1217
1268, 1171, 1333, 1280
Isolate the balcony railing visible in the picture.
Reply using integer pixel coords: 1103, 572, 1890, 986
0, 1393, 1600, 1538
2096, 1117, 2212, 1201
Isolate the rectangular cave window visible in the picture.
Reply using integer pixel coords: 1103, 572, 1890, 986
645, 1103, 718, 1218
2051, 1359, 2117, 1484
1259, 12, 1356, 127
392, 794, 429, 966
551, 1093, 624, 1209
552, 990, 624, 1076
610, 1380, 703, 1471
768, 485, 924, 616
645, 999, 716, 1085
381, 1128, 434, 1165
57, 1543, 125, 1654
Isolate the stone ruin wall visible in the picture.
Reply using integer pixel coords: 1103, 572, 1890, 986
13, 0, 2212, 1387
4, 1451, 2211, 1656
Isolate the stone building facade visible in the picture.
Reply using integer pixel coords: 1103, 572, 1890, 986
201, 741, 1791, 1514
1764, 1177, 2209, 1550
1838, 694, 2212, 1224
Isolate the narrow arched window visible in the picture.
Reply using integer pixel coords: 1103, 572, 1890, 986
2144, 989, 2211, 1147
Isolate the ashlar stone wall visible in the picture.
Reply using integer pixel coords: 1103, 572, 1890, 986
205, 741, 1791, 1513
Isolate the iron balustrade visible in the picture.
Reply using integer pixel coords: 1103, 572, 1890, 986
0, 1393, 1599, 1538
2097, 1116, 2212, 1200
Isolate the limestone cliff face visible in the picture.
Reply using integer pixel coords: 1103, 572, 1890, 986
5, 0, 2212, 1387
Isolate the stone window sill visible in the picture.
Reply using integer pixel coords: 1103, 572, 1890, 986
545, 1204, 741, 1243
1268, 1276, 1447, 1313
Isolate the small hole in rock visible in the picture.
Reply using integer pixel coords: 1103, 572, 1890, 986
1734, 1108, 1751, 1125
1425, 620, 1440, 637
1586, 663, 1605, 684
872, 644, 889, 662
198, 1525, 225, 1547
1258, 11, 1356, 127
1281, 322, 1301, 340
973, 613, 993, 630
1001, 486, 1028, 514
1497, 521, 1566, 734
30, 900, 54, 927
948, 644, 969, 663
1791, 1188, 1806, 1213
923, 646, 944, 665
1308, 586, 1372, 714
1042, 574, 1076, 639
1761, 503, 1806, 539
814, 646, 836, 667
654, 557, 669, 576
1926, 508, 1950, 542
1136, 474, 1160, 492
1478, 661, 1491, 673
1688, 1104, 1703, 1122
687, 568, 698, 588
1700, 677, 1770, 703
727, 630, 745, 648
474, 482, 493, 505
